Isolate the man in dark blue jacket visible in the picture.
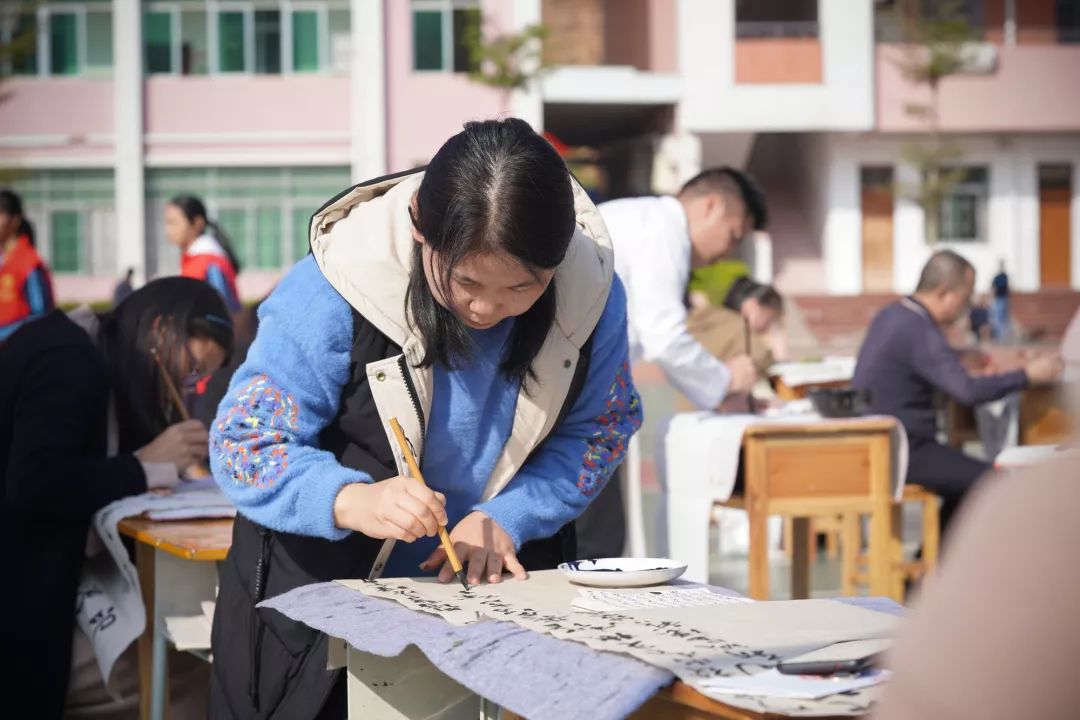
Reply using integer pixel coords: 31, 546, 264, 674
854, 251, 1062, 531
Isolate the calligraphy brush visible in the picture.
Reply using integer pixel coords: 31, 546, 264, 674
151, 347, 190, 421
151, 348, 210, 479
388, 417, 469, 591
743, 317, 758, 415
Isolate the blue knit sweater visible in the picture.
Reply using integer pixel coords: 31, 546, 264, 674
210, 256, 641, 576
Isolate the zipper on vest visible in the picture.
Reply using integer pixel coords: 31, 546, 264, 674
248, 527, 273, 711
397, 354, 426, 464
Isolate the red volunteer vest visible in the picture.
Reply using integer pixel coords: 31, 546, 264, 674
0, 236, 51, 326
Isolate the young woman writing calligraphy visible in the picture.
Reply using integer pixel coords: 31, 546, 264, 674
208, 118, 642, 718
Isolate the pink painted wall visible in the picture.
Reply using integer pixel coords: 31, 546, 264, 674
876, 44, 1080, 132
0, 79, 113, 162
648, 0, 678, 73
602, 0, 677, 72
144, 75, 351, 158
384, 0, 508, 171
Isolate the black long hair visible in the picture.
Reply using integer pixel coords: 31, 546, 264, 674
406, 118, 576, 386
0, 189, 35, 247
169, 194, 243, 273
98, 277, 234, 452
723, 276, 784, 315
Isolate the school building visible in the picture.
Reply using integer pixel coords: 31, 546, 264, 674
1, 0, 1079, 303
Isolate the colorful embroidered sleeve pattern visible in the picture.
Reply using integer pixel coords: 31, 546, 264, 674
213, 374, 299, 488
577, 359, 643, 496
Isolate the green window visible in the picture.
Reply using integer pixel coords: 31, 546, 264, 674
145, 11, 173, 73
292, 11, 320, 72
49, 13, 79, 76
218, 11, 246, 72
86, 11, 112, 71
217, 209, 250, 267
254, 10, 281, 74
452, 8, 481, 72
292, 207, 312, 261
255, 208, 282, 269
50, 211, 83, 273
413, 10, 443, 70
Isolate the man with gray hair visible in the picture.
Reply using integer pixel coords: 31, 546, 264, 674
853, 250, 1062, 532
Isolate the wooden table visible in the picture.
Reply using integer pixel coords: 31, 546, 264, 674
627, 682, 857, 720
118, 517, 233, 720
719, 418, 901, 601
945, 382, 1073, 448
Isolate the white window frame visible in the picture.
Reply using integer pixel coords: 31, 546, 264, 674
210, 1, 255, 74
144, 3, 183, 75
939, 166, 990, 244
37, 4, 88, 77
285, 0, 330, 73
410, 0, 481, 73
46, 205, 90, 275
145, 0, 333, 76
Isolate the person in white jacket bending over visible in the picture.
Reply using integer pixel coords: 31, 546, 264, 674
574, 167, 768, 560
602, 167, 767, 410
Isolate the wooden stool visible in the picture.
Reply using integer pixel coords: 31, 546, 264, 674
842, 484, 941, 598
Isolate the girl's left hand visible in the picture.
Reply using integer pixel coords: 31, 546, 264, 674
419, 511, 527, 585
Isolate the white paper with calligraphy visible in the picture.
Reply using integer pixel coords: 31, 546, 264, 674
75, 484, 233, 696
336, 571, 899, 715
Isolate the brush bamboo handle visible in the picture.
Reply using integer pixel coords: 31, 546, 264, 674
388, 418, 464, 575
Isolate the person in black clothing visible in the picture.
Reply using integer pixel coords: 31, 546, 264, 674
0, 277, 233, 719
853, 251, 1062, 532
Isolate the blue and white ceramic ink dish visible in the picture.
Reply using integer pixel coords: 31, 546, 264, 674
558, 557, 688, 588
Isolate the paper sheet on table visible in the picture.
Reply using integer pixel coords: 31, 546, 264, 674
335, 570, 899, 699
697, 668, 890, 700
75, 485, 234, 696
571, 587, 753, 613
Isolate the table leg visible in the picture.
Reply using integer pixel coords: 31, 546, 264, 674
151, 616, 169, 720
840, 513, 861, 596
790, 517, 811, 600
745, 439, 770, 600
868, 434, 899, 600
889, 504, 905, 601
135, 543, 155, 720
921, 492, 941, 573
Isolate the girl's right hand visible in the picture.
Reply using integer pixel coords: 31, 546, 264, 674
333, 477, 448, 542
135, 419, 210, 473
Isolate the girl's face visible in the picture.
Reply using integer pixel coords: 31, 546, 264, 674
164, 204, 204, 249
420, 243, 555, 330
742, 297, 778, 334
182, 336, 228, 383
